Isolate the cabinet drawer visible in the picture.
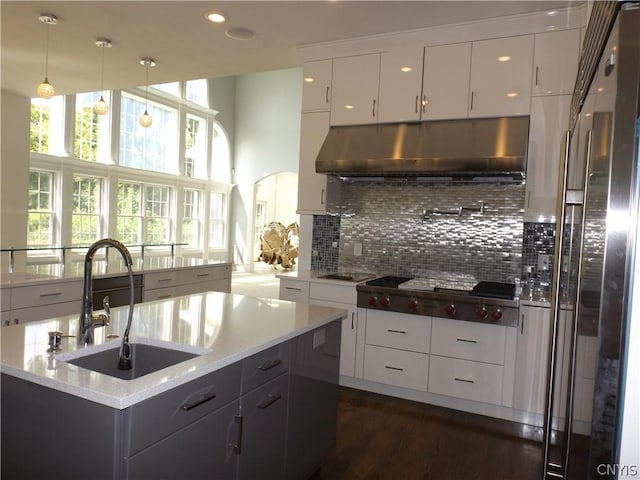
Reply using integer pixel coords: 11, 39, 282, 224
123, 362, 242, 456
365, 310, 431, 353
428, 355, 503, 405
241, 342, 291, 394
176, 265, 230, 285
144, 271, 178, 290
309, 282, 356, 304
1, 288, 10, 312
10, 279, 82, 309
363, 344, 429, 391
430, 317, 506, 365
279, 279, 309, 303
143, 284, 194, 302
9, 301, 81, 325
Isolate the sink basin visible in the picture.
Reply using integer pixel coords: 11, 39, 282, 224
65, 343, 199, 380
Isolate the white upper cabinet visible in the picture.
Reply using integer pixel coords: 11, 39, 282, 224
469, 35, 534, 117
532, 29, 581, 96
378, 47, 425, 123
297, 111, 330, 214
422, 42, 472, 120
525, 94, 572, 222
302, 60, 333, 112
330, 54, 381, 126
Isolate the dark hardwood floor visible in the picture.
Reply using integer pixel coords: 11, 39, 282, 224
313, 387, 545, 480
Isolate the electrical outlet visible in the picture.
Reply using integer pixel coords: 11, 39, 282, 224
313, 329, 326, 349
538, 254, 551, 271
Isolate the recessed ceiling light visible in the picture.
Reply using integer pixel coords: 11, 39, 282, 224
400, 66, 413, 73
304, 77, 315, 83
498, 55, 511, 62
225, 27, 255, 40
506, 92, 518, 98
345, 105, 354, 110
205, 10, 228, 23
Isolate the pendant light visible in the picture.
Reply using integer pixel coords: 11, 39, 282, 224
139, 58, 156, 128
93, 38, 112, 115
36, 14, 58, 99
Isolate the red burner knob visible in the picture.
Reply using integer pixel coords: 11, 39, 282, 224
492, 309, 503, 321
476, 307, 488, 319
379, 296, 390, 307
368, 296, 377, 306
408, 299, 418, 310
445, 304, 456, 315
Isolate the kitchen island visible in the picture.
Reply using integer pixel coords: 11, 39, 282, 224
1, 291, 346, 480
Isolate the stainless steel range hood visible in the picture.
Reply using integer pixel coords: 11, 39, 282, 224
315, 116, 529, 178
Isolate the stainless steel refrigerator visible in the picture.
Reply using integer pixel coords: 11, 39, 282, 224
542, 2, 640, 479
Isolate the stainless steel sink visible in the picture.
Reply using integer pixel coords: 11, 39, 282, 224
65, 343, 199, 380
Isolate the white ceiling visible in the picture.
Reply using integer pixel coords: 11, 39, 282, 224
1, 1, 582, 98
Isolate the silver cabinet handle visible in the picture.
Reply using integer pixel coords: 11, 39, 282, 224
535, 66, 539, 87
351, 312, 355, 330
415, 95, 419, 113
157, 277, 173, 282
257, 393, 282, 410
320, 188, 325, 206
157, 294, 172, 299
181, 391, 217, 411
454, 377, 475, 384
372, 99, 376, 117
456, 338, 477, 344
196, 273, 209, 278
470, 91, 475, 111
325, 86, 330, 104
258, 358, 282, 371
285, 286, 301, 292
521, 313, 525, 335
422, 95, 427, 113
39, 291, 62, 297
387, 329, 407, 334
385, 365, 404, 371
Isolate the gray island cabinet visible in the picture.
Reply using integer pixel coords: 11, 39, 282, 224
1, 291, 344, 480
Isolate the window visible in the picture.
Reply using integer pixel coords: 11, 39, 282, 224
72, 176, 102, 245
184, 114, 207, 178
145, 184, 171, 244
151, 82, 180, 97
185, 79, 208, 107
209, 192, 225, 249
30, 97, 64, 155
74, 93, 98, 161
117, 182, 142, 244
182, 189, 200, 247
119, 93, 179, 174
211, 122, 231, 183
27, 171, 55, 247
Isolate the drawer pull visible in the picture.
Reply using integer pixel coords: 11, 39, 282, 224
258, 358, 283, 371
285, 287, 302, 292
157, 294, 172, 299
181, 391, 217, 411
454, 377, 475, 384
387, 329, 406, 334
39, 291, 62, 297
385, 365, 404, 372
257, 393, 282, 410
456, 338, 477, 344
157, 278, 173, 282
230, 414, 243, 454
196, 273, 210, 277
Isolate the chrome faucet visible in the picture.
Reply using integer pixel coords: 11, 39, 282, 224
79, 238, 134, 345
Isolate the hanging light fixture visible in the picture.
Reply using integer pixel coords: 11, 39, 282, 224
36, 14, 58, 99
93, 38, 112, 115
138, 58, 156, 128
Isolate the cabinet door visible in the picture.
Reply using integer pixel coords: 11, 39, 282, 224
8, 300, 82, 325
311, 299, 357, 377
422, 42, 471, 120
238, 374, 288, 480
302, 60, 332, 112
525, 95, 572, 222
124, 400, 240, 480
278, 278, 310, 302
378, 47, 424, 123
469, 35, 534, 117
513, 306, 553, 415
330, 54, 380, 125
532, 29, 581, 96
297, 112, 329, 214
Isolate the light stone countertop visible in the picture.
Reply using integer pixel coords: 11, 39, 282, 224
0, 258, 230, 287
0, 291, 346, 410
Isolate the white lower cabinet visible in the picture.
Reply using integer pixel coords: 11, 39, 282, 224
427, 355, 503, 405
365, 309, 431, 353
279, 278, 310, 303
309, 281, 358, 378
364, 344, 429, 391
143, 264, 231, 302
430, 317, 506, 365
